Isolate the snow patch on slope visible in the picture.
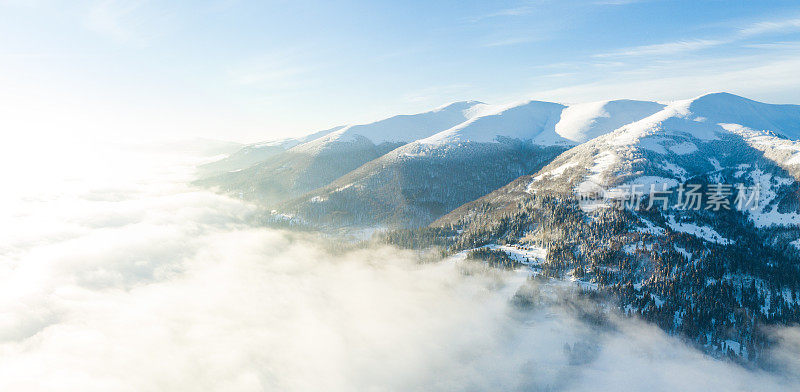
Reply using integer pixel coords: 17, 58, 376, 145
555, 100, 665, 143
659, 162, 688, 181
418, 100, 567, 146
669, 142, 698, 155
576, 151, 618, 194
667, 216, 734, 245
486, 244, 548, 264
747, 169, 800, 228
532, 161, 580, 183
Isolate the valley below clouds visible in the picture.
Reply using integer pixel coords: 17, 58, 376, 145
2, 142, 800, 392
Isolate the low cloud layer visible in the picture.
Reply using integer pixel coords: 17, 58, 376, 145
2, 143, 799, 391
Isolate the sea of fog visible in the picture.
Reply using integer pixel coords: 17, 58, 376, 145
1, 139, 800, 391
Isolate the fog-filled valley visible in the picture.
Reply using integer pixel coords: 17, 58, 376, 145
2, 141, 799, 391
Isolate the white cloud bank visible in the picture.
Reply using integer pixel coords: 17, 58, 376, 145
1, 142, 800, 391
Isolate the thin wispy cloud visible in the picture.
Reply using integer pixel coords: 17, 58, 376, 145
744, 41, 800, 49
84, 0, 171, 45
481, 35, 540, 47
484, 5, 534, 17
371, 45, 431, 62
465, 5, 534, 23
594, 39, 726, 57
593, 0, 646, 5
226, 50, 329, 97
594, 15, 800, 59
740, 17, 800, 36
530, 53, 800, 103
86, 0, 145, 42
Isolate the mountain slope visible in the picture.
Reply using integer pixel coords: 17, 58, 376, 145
197, 126, 345, 176
284, 99, 665, 227
516, 93, 800, 221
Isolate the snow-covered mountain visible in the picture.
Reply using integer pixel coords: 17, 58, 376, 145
294, 100, 486, 150
284, 99, 665, 227
418, 99, 665, 146
197, 126, 345, 175
197, 101, 484, 203
435, 92, 800, 239
429, 93, 800, 361
514, 93, 800, 226
200, 92, 800, 233
196, 91, 800, 363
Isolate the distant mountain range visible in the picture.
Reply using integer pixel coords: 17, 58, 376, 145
198, 92, 800, 362
198, 97, 668, 226
199, 93, 800, 232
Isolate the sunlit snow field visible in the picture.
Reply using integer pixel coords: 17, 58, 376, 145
1, 138, 800, 391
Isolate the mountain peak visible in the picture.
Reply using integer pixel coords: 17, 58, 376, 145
601, 92, 800, 148
686, 92, 762, 113
435, 100, 486, 112
685, 92, 800, 138
691, 91, 748, 101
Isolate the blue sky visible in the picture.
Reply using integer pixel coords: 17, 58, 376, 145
3, 0, 800, 142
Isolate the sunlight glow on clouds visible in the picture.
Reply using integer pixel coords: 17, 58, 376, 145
1, 142, 800, 391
